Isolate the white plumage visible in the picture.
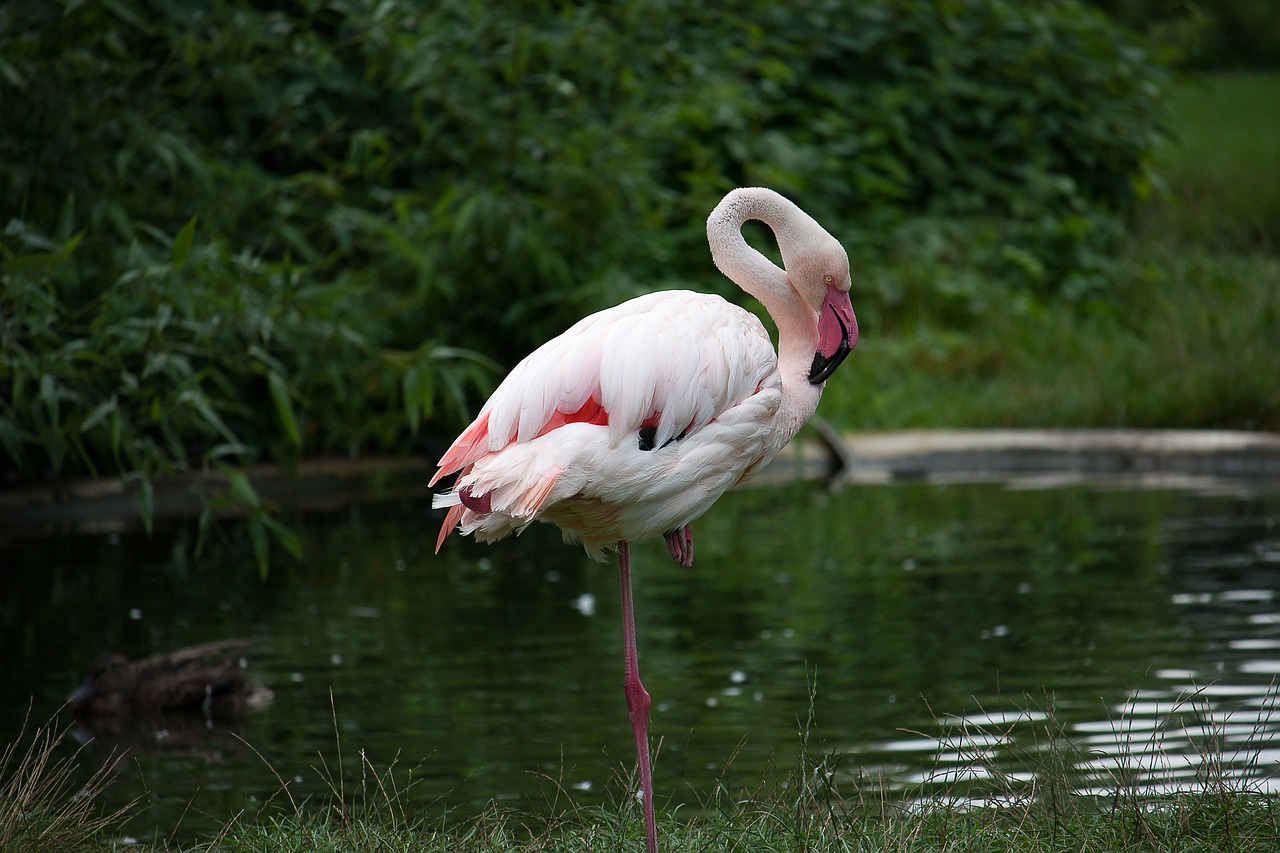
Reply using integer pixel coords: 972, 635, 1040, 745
432, 290, 782, 556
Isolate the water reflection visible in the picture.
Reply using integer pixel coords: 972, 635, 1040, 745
2, 483, 1279, 842
853, 495, 1280, 806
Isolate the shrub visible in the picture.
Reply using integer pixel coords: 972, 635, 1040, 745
1086, 0, 1280, 69
0, 0, 1171, 489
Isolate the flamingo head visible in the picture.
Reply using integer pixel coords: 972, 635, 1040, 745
778, 225, 858, 385
809, 282, 857, 384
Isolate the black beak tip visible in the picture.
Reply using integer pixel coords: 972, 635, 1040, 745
808, 342, 852, 385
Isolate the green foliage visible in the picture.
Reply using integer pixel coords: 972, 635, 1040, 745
819, 71, 1280, 433
0, 0, 1171, 493
1086, 0, 1280, 69
725, 0, 1169, 220
0, 219, 492, 479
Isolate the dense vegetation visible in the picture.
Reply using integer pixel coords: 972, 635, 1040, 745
1087, 0, 1280, 69
2, 0, 1171, 490
827, 67, 1280, 433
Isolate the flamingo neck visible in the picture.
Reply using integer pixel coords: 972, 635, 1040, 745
706, 188, 826, 444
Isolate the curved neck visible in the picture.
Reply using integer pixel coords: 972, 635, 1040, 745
706, 188, 826, 443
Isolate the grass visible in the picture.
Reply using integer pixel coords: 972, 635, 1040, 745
0, 708, 131, 852
822, 71, 1280, 433
191, 795, 1280, 852
829, 249, 1280, 431
1141, 71, 1280, 251
7, 696, 1280, 853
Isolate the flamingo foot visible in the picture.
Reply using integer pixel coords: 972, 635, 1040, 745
618, 541, 658, 853
663, 525, 694, 568
458, 486, 491, 513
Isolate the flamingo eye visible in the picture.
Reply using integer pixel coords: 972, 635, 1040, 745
823, 274, 834, 284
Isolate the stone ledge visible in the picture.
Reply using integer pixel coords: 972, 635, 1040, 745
2, 430, 1277, 536
829, 429, 1280, 491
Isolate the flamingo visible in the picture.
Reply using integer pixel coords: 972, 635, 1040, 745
430, 187, 857, 852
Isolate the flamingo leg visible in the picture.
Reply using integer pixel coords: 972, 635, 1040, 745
617, 540, 658, 853
663, 524, 694, 568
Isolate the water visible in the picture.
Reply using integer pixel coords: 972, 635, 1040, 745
3, 481, 1280, 841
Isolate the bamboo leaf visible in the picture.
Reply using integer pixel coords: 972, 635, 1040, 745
401, 365, 432, 432
223, 467, 262, 510
248, 516, 269, 579
137, 478, 154, 536
38, 374, 61, 433
195, 506, 213, 558
109, 408, 123, 466
268, 370, 302, 448
56, 193, 77, 242
81, 396, 118, 433
0, 57, 25, 89
264, 516, 303, 560
172, 216, 197, 266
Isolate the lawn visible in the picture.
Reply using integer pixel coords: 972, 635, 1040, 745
1145, 71, 1280, 250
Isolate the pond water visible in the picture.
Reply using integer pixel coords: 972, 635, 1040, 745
4, 479, 1280, 842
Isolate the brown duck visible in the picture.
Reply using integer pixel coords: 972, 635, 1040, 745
69, 640, 269, 716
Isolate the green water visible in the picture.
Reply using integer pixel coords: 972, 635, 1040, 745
3, 481, 1279, 841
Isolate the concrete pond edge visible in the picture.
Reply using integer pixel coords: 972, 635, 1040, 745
2, 428, 1278, 537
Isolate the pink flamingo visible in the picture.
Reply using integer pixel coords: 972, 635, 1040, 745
431, 187, 857, 852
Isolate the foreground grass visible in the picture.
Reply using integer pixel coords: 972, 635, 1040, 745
21, 780, 1280, 852
6, 709, 1280, 853
0, 710, 129, 853
191, 793, 1280, 853
824, 71, 1280, 433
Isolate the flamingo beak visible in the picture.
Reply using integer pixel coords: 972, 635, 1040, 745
808, 287, 858, 384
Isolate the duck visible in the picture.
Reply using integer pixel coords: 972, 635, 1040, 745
68, 639, 272, 717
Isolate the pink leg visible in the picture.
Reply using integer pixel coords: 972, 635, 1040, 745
663, 524, 694, 568
617, 541, 658, 853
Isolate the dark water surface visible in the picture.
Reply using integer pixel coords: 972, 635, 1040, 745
4, 481, 1280, 841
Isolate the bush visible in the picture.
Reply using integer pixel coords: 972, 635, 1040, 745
1085, 0, 1280, 69
1, 220, 492, 479
0, 0, 1171, 488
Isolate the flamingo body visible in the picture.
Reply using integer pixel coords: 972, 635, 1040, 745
431, 290, 784, 557
431, 187, 857, 853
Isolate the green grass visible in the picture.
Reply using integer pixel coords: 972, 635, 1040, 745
8, 688, 1280, 852
9, 711, 1280, 853
829, 249, 1280, 431
1142, 72, 1280, 251
193, 795, 1280, 852
823, 71, 1280, 433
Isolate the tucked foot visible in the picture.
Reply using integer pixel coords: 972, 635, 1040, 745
664, 525, 694, 568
